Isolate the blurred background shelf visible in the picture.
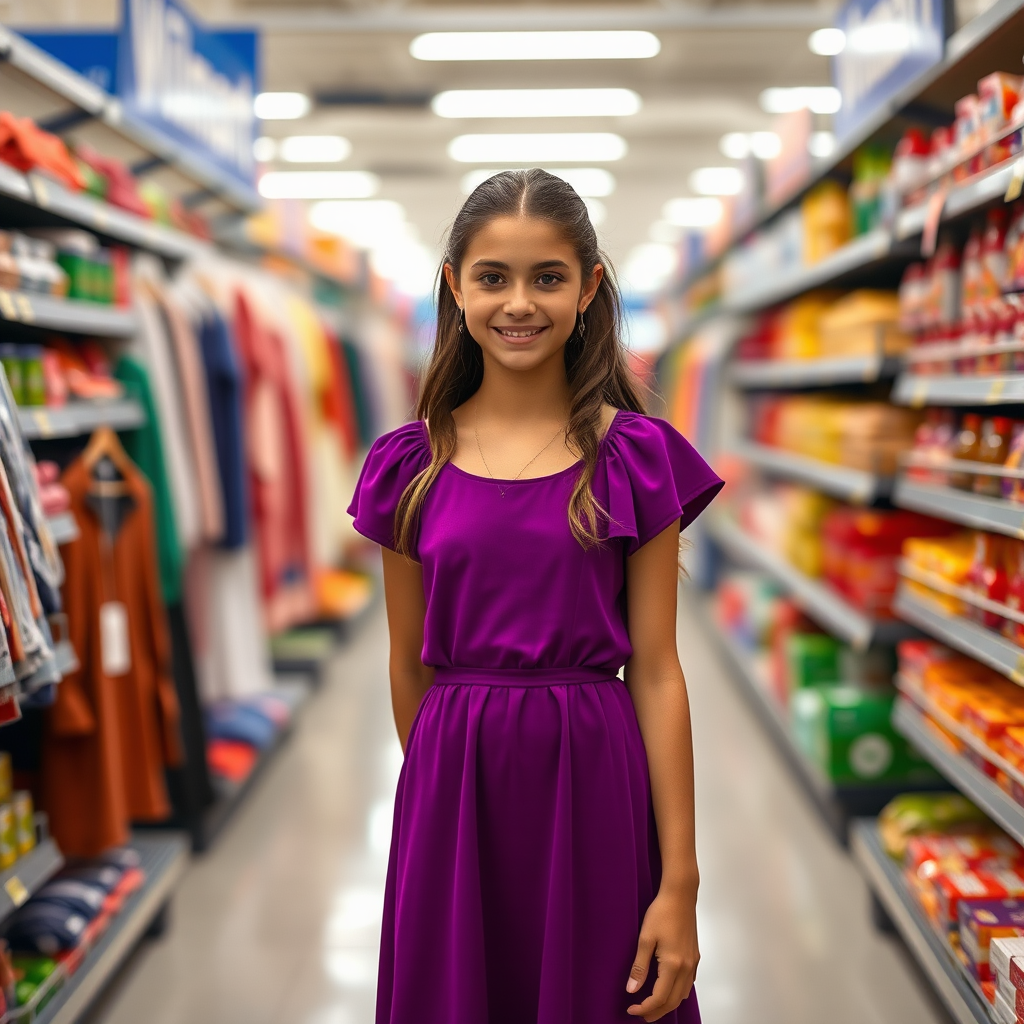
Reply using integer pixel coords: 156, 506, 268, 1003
850, 820, 995, 1024
892, 374, 1024, 407
18, 399, 146, 440
707, 514, 912, 649
0, 836, 63, 928
0, 292, 136, 337
729, 353, 902, 390
733, 439, 891, 503
893, 478, 1024, 539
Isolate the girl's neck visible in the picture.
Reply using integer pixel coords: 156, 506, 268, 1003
473, 350, 571, 423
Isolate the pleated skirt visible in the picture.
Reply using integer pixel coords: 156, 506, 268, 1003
376, 667, 702, 1024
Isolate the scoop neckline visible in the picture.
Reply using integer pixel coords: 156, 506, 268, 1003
434, 408, 624, 486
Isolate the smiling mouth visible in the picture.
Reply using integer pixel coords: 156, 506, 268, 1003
494, 326, 547, 339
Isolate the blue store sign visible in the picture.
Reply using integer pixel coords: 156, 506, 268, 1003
833, 0, 946, 140
21, 0, 259, 196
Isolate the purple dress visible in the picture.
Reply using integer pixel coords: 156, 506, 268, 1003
348, 410, 723, 1024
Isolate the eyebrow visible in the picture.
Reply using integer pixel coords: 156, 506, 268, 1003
469, 259, 571, 271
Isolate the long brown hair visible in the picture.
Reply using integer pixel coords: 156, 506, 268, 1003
395, 168, 646, 555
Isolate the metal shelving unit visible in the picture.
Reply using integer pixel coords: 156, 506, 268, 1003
851, 820, 996, 1024
729, 353, 902, 390
894, 478, 1024, 539
30, 833, 189, 1024
18, 399, 145, 440
892, 374, 1024, 407
721, 229, 896, 314
0, 292, 136, 338
893, 584, 1024, 685
706, 515, 912, 649
733, 439, 892, 504
893, 697, 1024, 846
699, 599, 920, 841
0, 837, 63, 928
0, 164, 207, 263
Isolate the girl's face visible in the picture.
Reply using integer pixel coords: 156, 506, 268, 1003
445, 215, 603, 374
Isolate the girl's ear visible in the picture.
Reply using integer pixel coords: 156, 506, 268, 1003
443, 263, 464, 309
579, 263, 604, 313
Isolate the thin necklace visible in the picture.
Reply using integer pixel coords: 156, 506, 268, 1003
474, 417, 567, 498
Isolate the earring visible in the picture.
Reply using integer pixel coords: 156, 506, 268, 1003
577, 314, 586, 340
458, 310, 465, 335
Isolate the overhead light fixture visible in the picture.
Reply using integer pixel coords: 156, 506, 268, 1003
459, 167, 616, 196
253, 137, 277, 162
845, 23, 920, 55
449, 133, 627, 164
432, 88, 641, 119
809, 131, 837, 158
719, 131, 781, 160
279, 136, 352, 163
663, 197, 723, 228
688, 167, 744, 196
258, 171, 379, 200
254, 92, 310, 120
622, 243, 678, 295
583, 198, 607, 226
808, 28, 846, 55
759, 86, 841, 114
411, 30, 660, 61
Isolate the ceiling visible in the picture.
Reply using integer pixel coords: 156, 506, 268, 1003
2, 0, 840, 296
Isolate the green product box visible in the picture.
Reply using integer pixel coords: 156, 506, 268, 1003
790, 684, 939, 785
56, 252, 92, 301
785, 633, 842, 691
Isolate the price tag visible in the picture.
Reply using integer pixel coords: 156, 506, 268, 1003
989, 378, 1007, 403
1006, 156, 1024, 203
1014, 652, 1024, 685
4, 876, 28, 908
0, 291, 18, 321
32, 410, 53, 438
910, 378, 929, 408
921, 187, 948, 258
14, 294, 33, 323
92, 205, 109, 230
29, 175, 49, 209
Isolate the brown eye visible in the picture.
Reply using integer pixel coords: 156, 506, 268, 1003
538, 273, 560, 286
481, 274, 502, 285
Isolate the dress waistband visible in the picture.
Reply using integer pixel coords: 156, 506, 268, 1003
433, 666, 620, 688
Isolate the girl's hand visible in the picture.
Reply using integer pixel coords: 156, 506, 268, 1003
625, 887, 699, 1022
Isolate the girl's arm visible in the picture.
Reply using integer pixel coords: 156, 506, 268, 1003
381, 548, 435, 751
623, 519, 699, 1022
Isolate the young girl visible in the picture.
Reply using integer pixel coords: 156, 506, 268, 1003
349, 169, 722, 1024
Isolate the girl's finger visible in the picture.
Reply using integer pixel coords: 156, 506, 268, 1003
625, 933, 656, 994
628, 957, 678, 1020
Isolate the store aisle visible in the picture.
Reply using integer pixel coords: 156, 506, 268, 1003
83, 592, 951, 1024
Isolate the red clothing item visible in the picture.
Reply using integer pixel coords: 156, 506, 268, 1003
323, 328, 359, 462
232, 290, 314, 632
43, 453, 182, 857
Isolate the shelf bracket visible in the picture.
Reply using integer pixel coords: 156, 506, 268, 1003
36, 108, 95, 135
130, 155, 170, 178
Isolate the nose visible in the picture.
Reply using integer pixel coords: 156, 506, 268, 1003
503, 282, 536, 318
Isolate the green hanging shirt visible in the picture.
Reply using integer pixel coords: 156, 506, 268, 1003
114, 355, 184, 604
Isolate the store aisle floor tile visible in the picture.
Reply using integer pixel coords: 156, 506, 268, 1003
83, 592, 953, 1024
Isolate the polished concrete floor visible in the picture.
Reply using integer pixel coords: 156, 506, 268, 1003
84, 594, 953, 1024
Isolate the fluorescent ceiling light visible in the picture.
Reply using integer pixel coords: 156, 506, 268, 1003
310, 200, 412, 249
689, 167, 744, 196
583, 198, 607, 227
279, 136, 351, 163
808, 28, 846, 55
846, 23, 923, 54
449, 133, 627, 163
411, 31, 660, 61
809, 131, 837, 158
622, 243, 678, 295
258, 171, 379, 200
432, 88, 640, 119
459, 167, 616, 196
760, 86, 841, 114
663, 197, 723, 228
719, 131, 780, 160
254, 92, 310, 120
253, 137, 277, 162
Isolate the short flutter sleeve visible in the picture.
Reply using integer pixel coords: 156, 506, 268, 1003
347, 421, 432, 550
597, 411, 724, 555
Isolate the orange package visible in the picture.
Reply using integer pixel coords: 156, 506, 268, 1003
0, 112, 85, 191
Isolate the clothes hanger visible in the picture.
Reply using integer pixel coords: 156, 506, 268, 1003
81, 426, 132, 497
